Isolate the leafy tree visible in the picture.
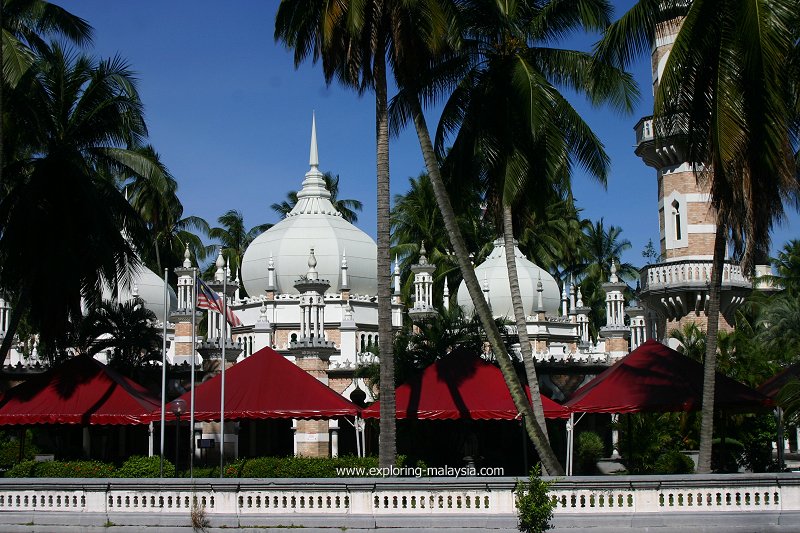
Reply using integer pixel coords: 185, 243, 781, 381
124, 145, 211, 276
432, 0, 635, 453
209, 209, 271, 294
1, 0, 93, 205
79, 297, 163, 374
391, 172, 491, 306
0, 44, 163, 360
271, 171, 363, 223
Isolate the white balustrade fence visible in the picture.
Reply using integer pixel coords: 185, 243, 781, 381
0, 474, 797, 521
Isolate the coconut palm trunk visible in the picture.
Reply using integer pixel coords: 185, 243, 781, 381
696, 222, 726, 472
407, 95, 563, 475
375, 42, 396, 470
503, 204, 549, 444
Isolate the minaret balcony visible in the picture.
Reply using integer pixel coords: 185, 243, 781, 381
634, 115, 688, 168
638, 259, 752, 322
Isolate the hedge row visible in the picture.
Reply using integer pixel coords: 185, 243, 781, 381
5, 455, 383, 478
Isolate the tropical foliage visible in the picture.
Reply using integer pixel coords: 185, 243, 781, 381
0, 43, 161, 358
79, 297, 163, 373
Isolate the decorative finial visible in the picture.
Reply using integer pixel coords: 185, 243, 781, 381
183, 243, 191, 268
537, 274, 544, 312
309, 111, 319, 169
306, 248, 318, 280
344, 302, 353, 321
341, 249, 347, 268
419, 241, 428, 264
394, 255, 399, 275
576, 286, 584, 308
132, 282, 139, 298
268, 252, 274, 269
610, 260, 619, 283
215, 247, 225, 282
258, 301, 268, 323
443, 276, 449, 295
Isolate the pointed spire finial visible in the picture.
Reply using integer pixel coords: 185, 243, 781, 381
183, 243, 191, 268
309, 111, 319, 169
306, 248, 318, 280
610, 260, 619, 283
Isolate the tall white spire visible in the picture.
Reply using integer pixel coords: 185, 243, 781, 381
309, 111, 319, 169
288, 113, 338, 217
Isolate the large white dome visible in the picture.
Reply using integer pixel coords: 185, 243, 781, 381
456, 239, 560, 318
102, 263, 177, 322
241, 116, 377, 296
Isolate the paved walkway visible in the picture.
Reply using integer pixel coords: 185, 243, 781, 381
0, 511, 799, 532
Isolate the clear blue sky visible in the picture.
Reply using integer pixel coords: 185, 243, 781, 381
58, 0, 798, 269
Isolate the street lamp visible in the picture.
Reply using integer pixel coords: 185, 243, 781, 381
170, 398, 187, 475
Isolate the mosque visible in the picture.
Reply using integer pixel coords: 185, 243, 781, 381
0, 15, 770, 460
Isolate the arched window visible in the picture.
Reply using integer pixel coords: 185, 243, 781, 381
672, 199, 682, 241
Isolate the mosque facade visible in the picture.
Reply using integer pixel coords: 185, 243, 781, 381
0, 34, 768, 456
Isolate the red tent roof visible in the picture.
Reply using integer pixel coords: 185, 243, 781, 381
757, 362, 800, 399
155, 346, 359, 421
362, 350, 569, 420
0, 355, 161, 425
564, 339, 773, 414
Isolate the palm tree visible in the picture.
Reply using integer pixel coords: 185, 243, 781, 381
575, 219, 638, 283
79, 297, 163, 374
123, 145, 212, 278
271, 171, 363, 223
1, 0, 93, 196
387, 0, 635, 473
0, 44, 164, 359
391, 172, 491, 305
599, 0, 799, 472
276, 0, 416, 469
209, 209, 271, 293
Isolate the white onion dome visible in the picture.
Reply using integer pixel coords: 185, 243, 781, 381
102, 263, 177, 322
241, 115, 377, 296
456, 239, 560, 318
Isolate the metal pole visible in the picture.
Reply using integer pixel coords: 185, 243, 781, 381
160, 268, 168, 477
220, 266, 227, 477
174, 415, 180, 475
190, 268, 197, 478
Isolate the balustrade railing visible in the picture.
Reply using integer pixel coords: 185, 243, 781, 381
0, 474, 796, 519
640, 260, 750, 292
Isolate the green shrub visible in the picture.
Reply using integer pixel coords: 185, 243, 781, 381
223, 459, 246, 478
241, 456, 282, 478
240, 456, 379, 478
182, 466, 219, 478
515, 465, 554, 533
653, 451, 695, 474
117, 456, 174, 478
5, 460, 36, 478
0, 431, 38, 469
576, 432, 604, 474
34, 460, 115, 478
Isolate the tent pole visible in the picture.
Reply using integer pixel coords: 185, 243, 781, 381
160, 268, 168, 477
566, 413, 573, 476
776, 408, 785, 471
521, 415, 529, 474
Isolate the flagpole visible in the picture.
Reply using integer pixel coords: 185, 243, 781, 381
160, 268, 168, 477
190, 268, 197, 479
220, 263, 227, 478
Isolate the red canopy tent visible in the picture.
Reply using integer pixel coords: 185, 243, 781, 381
565, 339, 773, 414
154, 346, 359, 421
0, 355, 160, 425
361, 349, 568, 420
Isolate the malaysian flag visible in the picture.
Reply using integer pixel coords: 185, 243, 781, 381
196, 277, 242, 327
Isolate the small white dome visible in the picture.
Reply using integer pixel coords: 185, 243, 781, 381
456, 239, 560, 318
103, 263, 177, 322
241, 115, 377, 296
